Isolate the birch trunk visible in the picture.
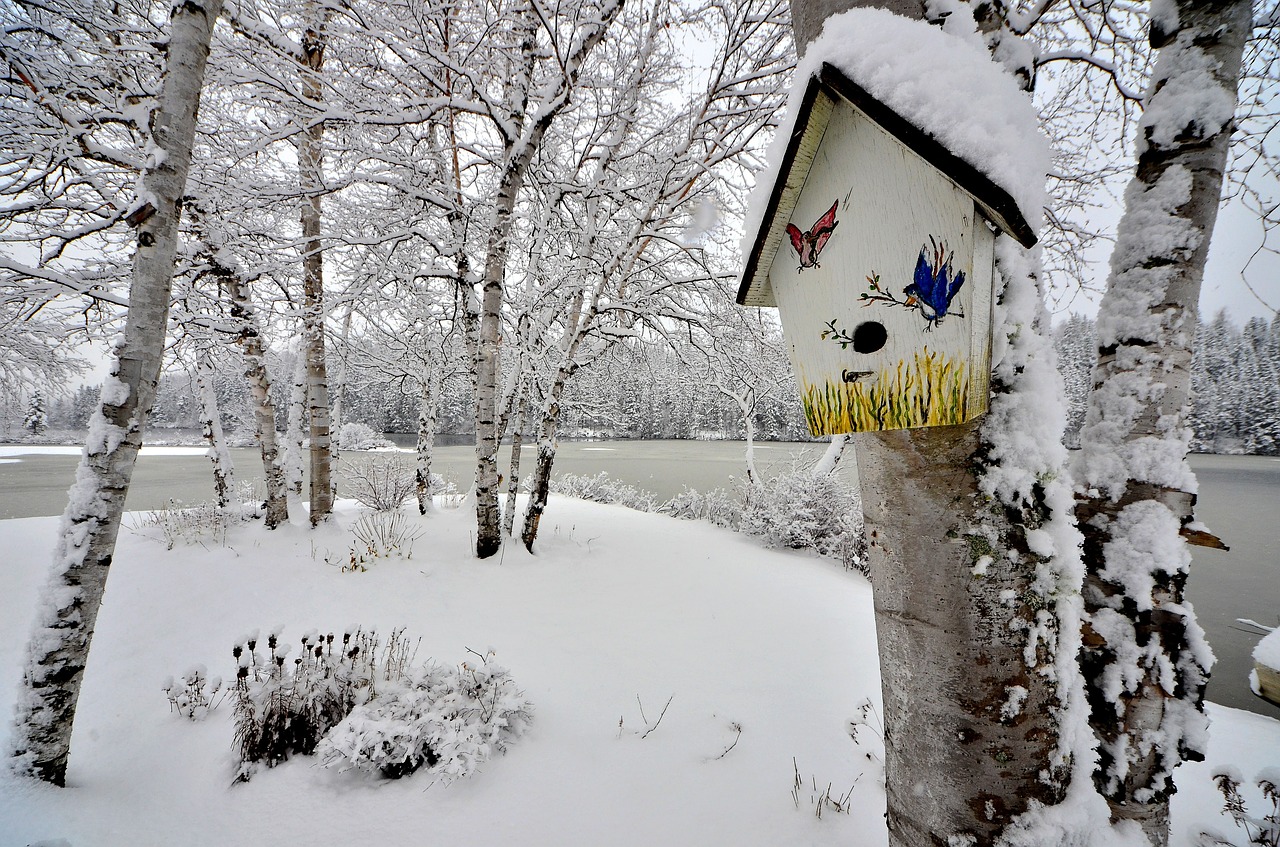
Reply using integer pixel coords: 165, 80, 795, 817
473, 167, 517, 557
8, 0, 223, 785
195, 346, 236, 510
329, 306, 352, 461
856, 421, 1067, 846
811, 434, 848, 475
299, 23, 332, 525
503, 389, 527, 536
519, 393, 563, 553
223, 270, 289, 528
415, 361, 442, 515
1075, 0, 1249, 840
284, 349, 307, 496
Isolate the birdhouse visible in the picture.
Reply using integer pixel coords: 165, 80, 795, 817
738, 63, 1036, 436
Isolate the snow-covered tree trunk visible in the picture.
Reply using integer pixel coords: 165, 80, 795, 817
299, 20, 332, 526
1074, 0, 1250, 840
8, 0, 223, 785
811, 433, 848, 476
473, 159, 521, 557
195, 345, 236, 510
520, 393, 564, 553
473, 5, 538, 558
329, 306, 352, 462
284, 350, 307, 496
737, 391, 759, 487
414, 360, 442, 515
502, 388, 527, 537
223, 269, 288, 528
787, 4, 1081, 845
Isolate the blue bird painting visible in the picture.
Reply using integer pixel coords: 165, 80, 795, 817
903, 237, 966, 331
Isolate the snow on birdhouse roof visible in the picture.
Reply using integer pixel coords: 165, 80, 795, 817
738, 8, 1048, 307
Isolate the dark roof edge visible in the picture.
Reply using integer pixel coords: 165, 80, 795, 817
735, 77, 828, 306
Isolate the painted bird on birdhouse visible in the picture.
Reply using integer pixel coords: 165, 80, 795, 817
786, 200, 839, 271
904, 237, 966, 331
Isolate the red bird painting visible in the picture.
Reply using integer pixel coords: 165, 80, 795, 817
786, 200, 839, 272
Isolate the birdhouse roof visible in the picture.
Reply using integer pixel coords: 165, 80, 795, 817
737, 63, 1038, 307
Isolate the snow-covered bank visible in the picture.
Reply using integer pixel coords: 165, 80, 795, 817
0, 445, 210, 459
0, 500, 1275, 846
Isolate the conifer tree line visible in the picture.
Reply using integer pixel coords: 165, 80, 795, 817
17, 306, 1280, 456
9, 335, 809, 443
1055, 310, 1280, 454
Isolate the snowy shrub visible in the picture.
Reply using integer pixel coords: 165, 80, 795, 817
337, 421, 396, 451
1198, 767, 1280, 847
226, 628, 531, 784
328, 510, 422, 572
319, 651, 533, 781
163, 665, 224, 720
552, 471, 659, 512
432, 474, 463, 508
661, 487, 743, 530
341, 455, 416, 511
132, 499, 237, 549
231, 627, 387, 779
741, 470, 866, 575
554, 470, 864, 573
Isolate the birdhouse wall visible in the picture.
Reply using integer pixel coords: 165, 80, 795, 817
767, 101, 994, 435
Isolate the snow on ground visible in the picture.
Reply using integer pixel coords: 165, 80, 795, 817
0, 499, 1275, 846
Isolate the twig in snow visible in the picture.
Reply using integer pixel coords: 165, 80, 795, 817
636, 694, 674, 739
711, 721, 743, 760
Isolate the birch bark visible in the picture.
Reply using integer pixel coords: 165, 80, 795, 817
223, 269, 289, 527
299, 21, 332, 525
415, 354, 442, 515
1074, 0, 1250, 840
195, 345, 236, 510
9, 0, 224, 784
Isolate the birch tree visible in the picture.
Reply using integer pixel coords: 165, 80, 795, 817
518, 0, 793, 551
1074, 0, 1251, 840
8, 0, 224, 784
297, 12, 333, 524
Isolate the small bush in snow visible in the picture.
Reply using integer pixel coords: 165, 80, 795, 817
342, 455, 416, 511
328, 510, 422, 572
1198, 768, 1280, 847
337, 421, 396, 451
319, 651, 533, 781
231, 627, 389, 779
661, 487, 743, 530
553, 471, 658, 512
225, 628, 531, 784
131, 499, 237, 549
163, 665, 224, 720
741, 470, 866, 575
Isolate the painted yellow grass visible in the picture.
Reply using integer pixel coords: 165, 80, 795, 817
801, 348, 972, 435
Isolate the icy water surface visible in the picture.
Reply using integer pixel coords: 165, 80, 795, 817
0, 440, 1275, 719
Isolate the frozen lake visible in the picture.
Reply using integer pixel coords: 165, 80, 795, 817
0, 439, 1275, 720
